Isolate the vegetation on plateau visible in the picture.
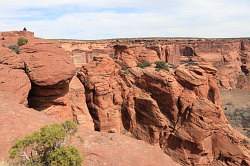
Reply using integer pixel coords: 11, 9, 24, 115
17, 37, 28, 46
8, 37, 28, 54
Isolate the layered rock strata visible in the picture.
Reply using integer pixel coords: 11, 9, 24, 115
61, 38, 250, 89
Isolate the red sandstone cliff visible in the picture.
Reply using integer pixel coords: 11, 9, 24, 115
0, 31, 93, 125
0, 31, 180, 165
0, 31, 249, 166
60, 38, 250, 90
77, 55, 249, 165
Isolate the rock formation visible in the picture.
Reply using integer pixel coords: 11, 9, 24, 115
78, 55, 250, 165
0, 93, 57, 160
0, 92, 178, 166
60, 38, 250, 90
0, 31, 249, 166
0, 31, 92, 124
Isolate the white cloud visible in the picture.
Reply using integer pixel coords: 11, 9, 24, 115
0, 0, 140, 8
0, 0, 249, 39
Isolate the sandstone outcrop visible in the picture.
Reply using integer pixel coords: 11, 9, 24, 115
0, 47, 24, 69
60, 38, 250, 90
1, 31, 249, 165
77, 55, 124, 132
0, 31, 92, 124
68, 76, 94, 129
0, 31, 95, 161
0, 46, 30, 104
78, 55, 250, 165
0, 31, 34, 47
0, 65, 31, 104
0, 90, 178, 165
114, 45, 160, 67
21, 41, 75, 86
20, 41, 77, 121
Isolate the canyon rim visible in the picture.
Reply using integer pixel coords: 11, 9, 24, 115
0, 30, 249, 165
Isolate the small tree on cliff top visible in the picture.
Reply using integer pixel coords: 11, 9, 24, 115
17, 37, 28, 46
9, 121, 82, 166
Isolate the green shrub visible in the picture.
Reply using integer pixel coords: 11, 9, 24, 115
17, 37, 28, 46
8, 45, 20, 54
9, 121, 81, 166
63, 120, 78, 134
47, 146, 82, 166
155, 61, 169, 71
137, 60, 151, 69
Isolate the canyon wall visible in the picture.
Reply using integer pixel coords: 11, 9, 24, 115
59, 38, 250, 165
0, 31, 249, 166
77, 55, 249, 165
59, 38, 250, 90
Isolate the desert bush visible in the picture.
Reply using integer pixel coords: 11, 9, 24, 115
63, 120, 78, 134
9, 121, 81, 166
47, 146, 82, 166
155, 61, 169, 71
8, 45, 20, 54
137, 60, 151, 68
17, 37, 28, 46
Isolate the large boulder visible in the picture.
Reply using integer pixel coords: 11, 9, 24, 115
21, 41, 76, 86
19, 41, 78, 120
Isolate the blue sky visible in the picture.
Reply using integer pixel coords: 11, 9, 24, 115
0, 0, 250, 39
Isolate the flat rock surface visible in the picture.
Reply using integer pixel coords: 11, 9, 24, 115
72, 128, 180, 166
0, 93, 57, 160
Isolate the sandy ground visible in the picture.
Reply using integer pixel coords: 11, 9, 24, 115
221, 89, 250, 137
